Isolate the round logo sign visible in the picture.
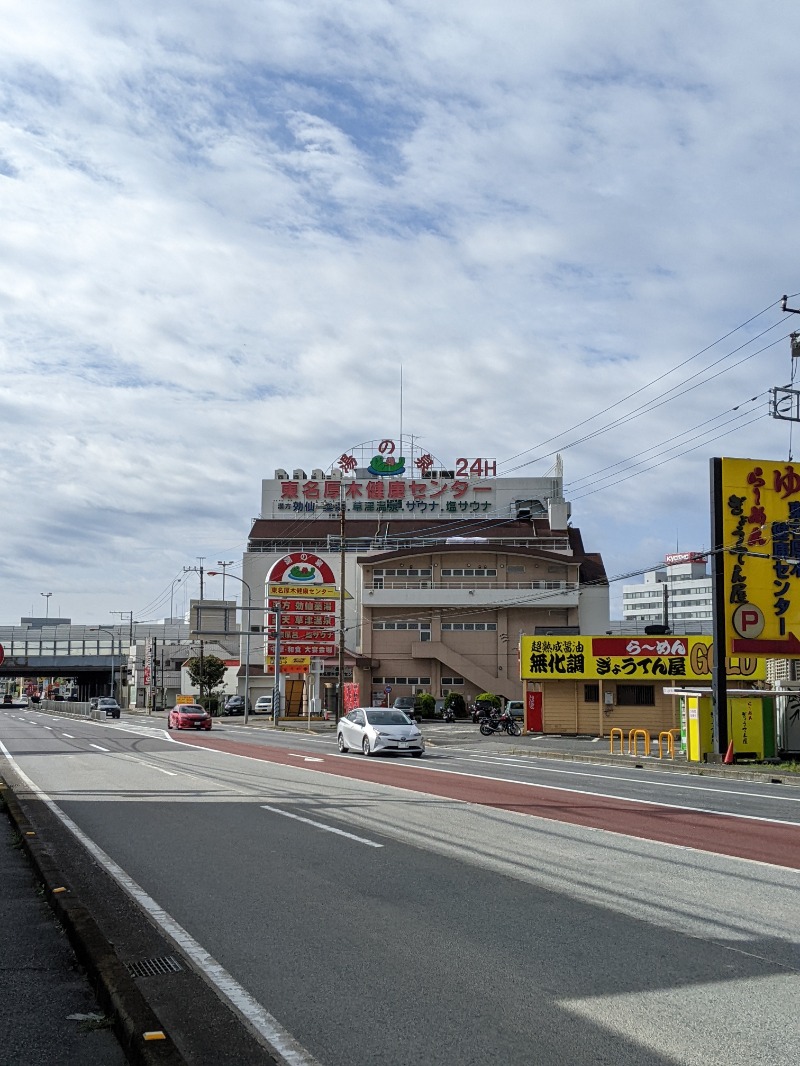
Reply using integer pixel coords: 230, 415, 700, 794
732, 602, 765, 639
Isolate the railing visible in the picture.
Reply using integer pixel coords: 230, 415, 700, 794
366, 580, 573, 591
248, 536, 573, 554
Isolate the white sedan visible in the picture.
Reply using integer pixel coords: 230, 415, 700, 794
337, 707, 425, 757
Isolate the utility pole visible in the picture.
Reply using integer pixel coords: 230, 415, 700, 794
111, 611, 134, 707
337, 492, 346, 723
184, 561, 206, 704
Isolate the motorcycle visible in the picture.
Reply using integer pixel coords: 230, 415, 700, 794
442, 706, 456, 723
478, 709, 521, 737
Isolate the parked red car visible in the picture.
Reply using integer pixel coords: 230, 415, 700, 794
168, 704, 211, 731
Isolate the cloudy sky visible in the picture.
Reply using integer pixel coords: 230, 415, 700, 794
1, 1, 799, 624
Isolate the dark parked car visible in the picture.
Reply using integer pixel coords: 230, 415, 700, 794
2, 693, 13, 705
223, 695, 246, 715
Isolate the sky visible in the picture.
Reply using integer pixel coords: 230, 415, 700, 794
2, 1, 800, 625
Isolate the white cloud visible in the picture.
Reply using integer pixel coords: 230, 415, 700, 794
0, 1, 799, 621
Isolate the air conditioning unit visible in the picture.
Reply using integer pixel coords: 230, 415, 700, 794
311, 468, 325, 480
328, 468, 342, 480
292, 469, 307, 480
275, 469, 289, 480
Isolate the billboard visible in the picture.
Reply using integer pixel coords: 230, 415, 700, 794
520, 635, 764, 681
717, 457, 800, 656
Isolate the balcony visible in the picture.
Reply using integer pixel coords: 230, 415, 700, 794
363, 579, 579, 609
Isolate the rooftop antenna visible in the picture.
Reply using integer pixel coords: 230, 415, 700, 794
399, 362, 403, 462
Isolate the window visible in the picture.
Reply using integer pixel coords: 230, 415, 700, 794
372, 622, 432, 633
441, 568, 497, 577
441, 676, 464, 686
441, 622, 497, 631
616, 685, 655, 707
373, 568, 432, 577
584, 684, 599, 702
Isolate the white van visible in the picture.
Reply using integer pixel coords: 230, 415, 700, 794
254, 695, 273, 715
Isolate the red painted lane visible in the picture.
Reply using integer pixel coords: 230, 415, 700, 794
178, 734, 800, 869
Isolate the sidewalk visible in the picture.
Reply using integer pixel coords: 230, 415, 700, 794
0, 792, 127, 1066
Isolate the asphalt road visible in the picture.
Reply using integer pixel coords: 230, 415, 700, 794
2, 707, 799, 1066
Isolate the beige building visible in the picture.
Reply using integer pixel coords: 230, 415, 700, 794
239, 439, 610, 713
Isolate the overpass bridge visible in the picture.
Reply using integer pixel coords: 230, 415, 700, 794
0, 621, 191, 699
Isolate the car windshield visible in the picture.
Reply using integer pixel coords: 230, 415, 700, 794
366, 710, 412, 726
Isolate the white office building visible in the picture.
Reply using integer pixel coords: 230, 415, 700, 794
620, 552, 713, 634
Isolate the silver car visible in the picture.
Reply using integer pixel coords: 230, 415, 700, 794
337, 707, 425, 757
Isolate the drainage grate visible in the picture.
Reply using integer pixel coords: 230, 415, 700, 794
126, 955, 183, 979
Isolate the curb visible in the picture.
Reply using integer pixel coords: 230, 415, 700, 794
0, 776, 186, 1066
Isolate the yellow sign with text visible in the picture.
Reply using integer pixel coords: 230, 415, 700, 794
720, 457, 800, 657
520, 635, 764, 681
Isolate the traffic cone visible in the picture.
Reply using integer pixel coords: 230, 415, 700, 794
723, 740, 735, 765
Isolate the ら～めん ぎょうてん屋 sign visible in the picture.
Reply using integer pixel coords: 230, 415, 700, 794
519, 635, 764, 681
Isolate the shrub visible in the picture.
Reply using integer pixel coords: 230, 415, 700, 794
475, 692, 501, 709
416, 692, 435, 716
444, 692, 466, 716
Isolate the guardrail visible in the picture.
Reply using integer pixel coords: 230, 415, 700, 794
38, 700, 98, 720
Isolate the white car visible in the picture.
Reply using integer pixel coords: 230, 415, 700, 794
337, 707, 425, 757
254, 695, 274, 715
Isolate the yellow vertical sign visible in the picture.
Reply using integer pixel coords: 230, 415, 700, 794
720, 457, 800, 656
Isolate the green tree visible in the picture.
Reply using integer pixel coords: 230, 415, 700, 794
185, 654, 227, 708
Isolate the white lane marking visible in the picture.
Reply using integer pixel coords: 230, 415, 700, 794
439, 747, 800, 804
43, 726, 54, 731
62, 733, 75, 739
132, 760, 178, 776
261, 804, 383, 847
288, 754, 324, 763
89, 743, 110, 752
0, 741, 322, 1066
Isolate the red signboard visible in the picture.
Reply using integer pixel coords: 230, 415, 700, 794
590, 637, 688, 658
268, 628, 334, 642
526, 690, 543, 732
276, 600, 335, 613
0, 643, 4, 668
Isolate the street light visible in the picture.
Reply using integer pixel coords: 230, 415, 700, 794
40, 592, 52, 619
207, 571, 251, 726
90, 627, 117, 703
217, 561, 234, 601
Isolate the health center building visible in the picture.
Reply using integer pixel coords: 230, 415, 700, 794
239, 438, 610, 713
